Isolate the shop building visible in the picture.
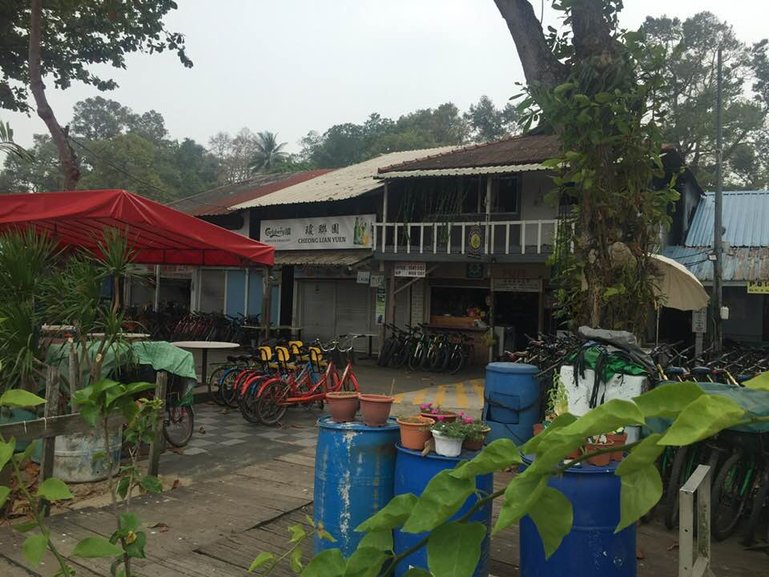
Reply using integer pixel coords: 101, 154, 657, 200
663, 190, 769, 343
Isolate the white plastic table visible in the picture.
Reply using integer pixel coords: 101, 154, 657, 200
170, 341, 240, 385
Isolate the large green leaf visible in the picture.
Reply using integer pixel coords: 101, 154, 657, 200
124, 530, 146, 559
357, 529, 393, 552
119, 512, 139, 534
633, 382, 704, 419
0, 438, 16, 471
0, 486, 12, 509
427, 522, 486, 577
401, 471, 475, 534
660, 395, 745, 446
556, 399, 645, 439
743, 371, 769, 391
71, 536, 123, 558
521, 413, 577, 454
21, 533, 48, 565
0, 389, 45, 408
344, 547, 389, 577
617, 464, 662, 531
450, 439, 521, 480
493, 470, 547, 533
528, 487, 573, 558
356, 494, 418, 532
301, 548, 346, 577
402, 569, 432, 577
36, 478, 73, 501
290, 546, 303, 573
616, 434, 664, 476
140, 475, 163, 493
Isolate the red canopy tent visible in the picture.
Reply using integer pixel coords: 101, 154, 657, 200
0, 189, 274, 266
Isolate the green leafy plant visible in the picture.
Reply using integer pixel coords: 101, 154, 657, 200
430, 420, 472, 439
545, 373, 569, 420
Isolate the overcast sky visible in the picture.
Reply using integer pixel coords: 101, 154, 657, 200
5, 1, 767, 152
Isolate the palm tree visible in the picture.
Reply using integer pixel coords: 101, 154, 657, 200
250, 131, 288, 172
0, 121, 33, 161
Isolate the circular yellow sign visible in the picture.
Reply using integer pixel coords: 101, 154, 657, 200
469, 231, 482, 250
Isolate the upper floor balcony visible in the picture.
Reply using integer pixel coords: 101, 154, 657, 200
373, 217, 560, 261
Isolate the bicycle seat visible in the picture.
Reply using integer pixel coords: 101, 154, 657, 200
666, 366, 687, 376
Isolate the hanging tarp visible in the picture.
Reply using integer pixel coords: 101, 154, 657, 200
0, 189, 274, 266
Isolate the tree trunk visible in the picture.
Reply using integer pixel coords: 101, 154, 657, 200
29, 0, 80, 188
493, 0, 567, 89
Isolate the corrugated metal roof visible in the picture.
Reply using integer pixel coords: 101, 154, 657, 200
232, 147, 457, 209
378, 134, 559, 174
374, 163, 547, 179
686, 191, 769, 247
168, 170, 332, 216
662, 245, 769, 282
274, 249, 372, 266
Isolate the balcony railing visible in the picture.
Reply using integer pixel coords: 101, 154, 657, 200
374, 219, 559, 257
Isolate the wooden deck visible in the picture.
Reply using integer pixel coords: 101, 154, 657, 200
0, 448, 764, 577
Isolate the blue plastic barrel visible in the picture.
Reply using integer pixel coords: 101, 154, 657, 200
393, 445, 492, 577
520, 458, 636, 577
313, 417, 400, 555
483, 362, 540, 446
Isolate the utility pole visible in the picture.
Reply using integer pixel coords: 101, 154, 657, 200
713, 46, 724, 352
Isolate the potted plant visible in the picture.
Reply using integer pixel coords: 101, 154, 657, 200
325, 391, 359, 423
396, 415, 433, 450
419, 403, 457, 423
606, 428, 627, 461
534, 373, 570, 437
358, 393, 394, 427
461, 414, 491, 451
584, 434, 614, 467
430, 419, 470, 457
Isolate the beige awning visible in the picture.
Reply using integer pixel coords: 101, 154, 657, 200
274, 249, 373, 267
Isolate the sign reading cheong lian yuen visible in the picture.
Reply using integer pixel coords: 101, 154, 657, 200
260, 214, 376, 250
394, 262, 427, 278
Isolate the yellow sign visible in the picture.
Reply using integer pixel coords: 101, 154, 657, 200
747, 281, 769, 294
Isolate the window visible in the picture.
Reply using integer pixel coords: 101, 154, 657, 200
493, 176, 520, 215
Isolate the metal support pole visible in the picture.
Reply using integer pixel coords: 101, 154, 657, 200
713, 46, 724, 352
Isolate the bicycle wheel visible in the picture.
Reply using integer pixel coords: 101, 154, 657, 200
663, 446, 688, 529
257, 380, 288, 425
219, 369, 241, 408
712, 453, 752, 541
340, 371, 359, 392
207, 366, 227, 405
390, 343, 408, 368
378, 338, 395, 367
238, 378, 265, 424
408, 344, 424, 371
742, 467, 769, 546
447, 348, 467, 375
163, 405, 194, 447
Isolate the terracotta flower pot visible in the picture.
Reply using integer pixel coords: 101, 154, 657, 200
397, 416, 433, 450
585, 442, 614, 467
325, 391, 359, 423
606, 432, 628, 462
359, 394, 394, 427
420, 411, 457, 423
463, 426, 491, 451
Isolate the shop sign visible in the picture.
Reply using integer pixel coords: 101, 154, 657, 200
369, 273, 385, 288
375, 287, 386, 325
394, 262, 426, 278
691, 308, 707, 333
492, 278, 542, 293
160, 265, 193, 277
356, 271, 371, 284
467, 225, 484, 258
260, 214, 376, 250
466, 263, 484, 279
747, 280, 769, 294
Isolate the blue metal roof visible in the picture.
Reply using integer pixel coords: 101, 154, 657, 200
662, 245, 769, 283
686, 191, 769, 248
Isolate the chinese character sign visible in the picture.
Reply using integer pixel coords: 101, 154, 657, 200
260, 215, 376, 250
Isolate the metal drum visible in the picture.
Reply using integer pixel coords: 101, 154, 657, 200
393, 445, 493, 577
313, 417, 399, 555
520, 458, 636, 577
483, 362, 540, 446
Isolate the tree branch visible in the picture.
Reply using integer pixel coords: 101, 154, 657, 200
493, 0, 568, 89
29, 0, 80, 189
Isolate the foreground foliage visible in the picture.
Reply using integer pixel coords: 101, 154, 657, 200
251, 382, 765, 577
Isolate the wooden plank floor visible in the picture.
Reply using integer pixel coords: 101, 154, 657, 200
1, 448, 765, 577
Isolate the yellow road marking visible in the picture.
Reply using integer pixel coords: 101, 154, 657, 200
455, 383, 469, 410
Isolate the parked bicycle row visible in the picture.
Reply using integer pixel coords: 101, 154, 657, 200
207, 335, 361, 425
377, 323, 474, 374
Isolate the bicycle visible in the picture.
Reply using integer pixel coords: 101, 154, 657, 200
162, 376, 195, 448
